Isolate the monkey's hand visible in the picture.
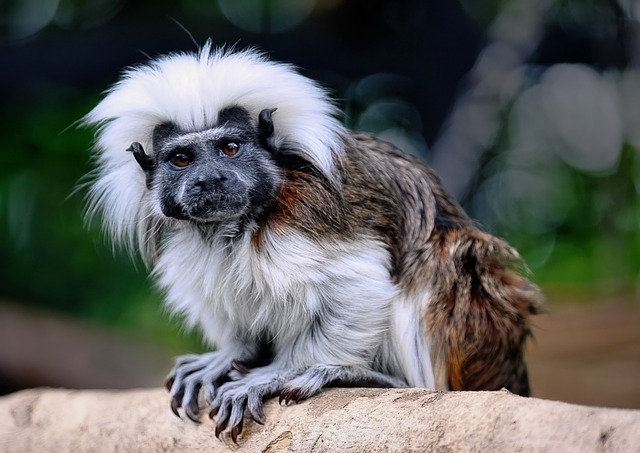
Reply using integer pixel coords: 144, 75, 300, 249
165, 351, 251, 424
209, 363, 406, 442
208, 363, 294, 442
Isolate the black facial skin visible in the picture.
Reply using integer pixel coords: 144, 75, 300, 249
129, 106, 280, 227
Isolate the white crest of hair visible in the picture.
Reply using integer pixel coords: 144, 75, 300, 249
84, 40, 346, 257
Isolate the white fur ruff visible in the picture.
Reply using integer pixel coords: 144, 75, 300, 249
155, 228, 404, 369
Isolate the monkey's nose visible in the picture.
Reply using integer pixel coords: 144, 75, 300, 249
192, 174, 226, 193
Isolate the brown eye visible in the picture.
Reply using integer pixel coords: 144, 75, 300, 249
171, 153, 191, 167
222, 142, 240, 157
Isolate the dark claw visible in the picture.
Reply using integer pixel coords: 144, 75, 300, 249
231, 360, 251, 375
280, 390, 291, 405
291, 390, 303, 403
215, 420, 228, 439
185, 400, 201, 423
170, 397, 181, 418
230, 421, 243, 444
249, 405, 264, 425
209, 397, 220, 419
279, 388, 303, 406
165, 377, 174, 392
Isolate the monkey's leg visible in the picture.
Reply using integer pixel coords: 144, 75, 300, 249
165, 350, 256, 423
279, 364, 407, 404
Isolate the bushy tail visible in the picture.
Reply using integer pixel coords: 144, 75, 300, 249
426, 228, 543, 396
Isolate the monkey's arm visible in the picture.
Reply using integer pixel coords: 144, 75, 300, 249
279, 364, 407, 403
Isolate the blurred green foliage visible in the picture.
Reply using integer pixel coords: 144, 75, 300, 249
494, 143, 640, 294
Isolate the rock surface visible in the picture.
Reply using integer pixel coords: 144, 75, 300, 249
1, 387, 639, 452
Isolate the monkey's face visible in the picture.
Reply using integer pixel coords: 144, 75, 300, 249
144, 107, 280, 224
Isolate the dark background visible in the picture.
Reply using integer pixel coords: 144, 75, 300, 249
1, 0, 639, 408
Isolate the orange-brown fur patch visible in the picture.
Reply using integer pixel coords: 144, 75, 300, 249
426, 228, 542, 395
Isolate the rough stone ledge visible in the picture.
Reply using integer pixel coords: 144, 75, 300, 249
0, 387, 638, 452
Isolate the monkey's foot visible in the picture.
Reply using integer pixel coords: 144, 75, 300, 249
279, 364, 407, 404
165, 352, 245, 423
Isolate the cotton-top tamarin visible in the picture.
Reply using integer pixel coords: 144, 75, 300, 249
85, 42, 542, 442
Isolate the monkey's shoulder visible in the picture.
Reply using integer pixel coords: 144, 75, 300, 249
345, 132, 430, 174
341, 132, 450, 198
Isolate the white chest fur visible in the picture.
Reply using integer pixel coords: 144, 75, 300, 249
153, 227, 402, 366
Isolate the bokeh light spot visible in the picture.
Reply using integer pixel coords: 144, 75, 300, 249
217, 0, 316, 34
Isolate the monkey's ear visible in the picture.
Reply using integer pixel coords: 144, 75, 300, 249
127, 142, 154, 172
258, 108, 277, 151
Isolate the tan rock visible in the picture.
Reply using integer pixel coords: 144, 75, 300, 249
1, 387, 639, 452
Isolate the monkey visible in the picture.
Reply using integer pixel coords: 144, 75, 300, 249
85, 42, 542, 442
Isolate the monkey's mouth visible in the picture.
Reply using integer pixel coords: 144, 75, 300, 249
180, 192, 249, 222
